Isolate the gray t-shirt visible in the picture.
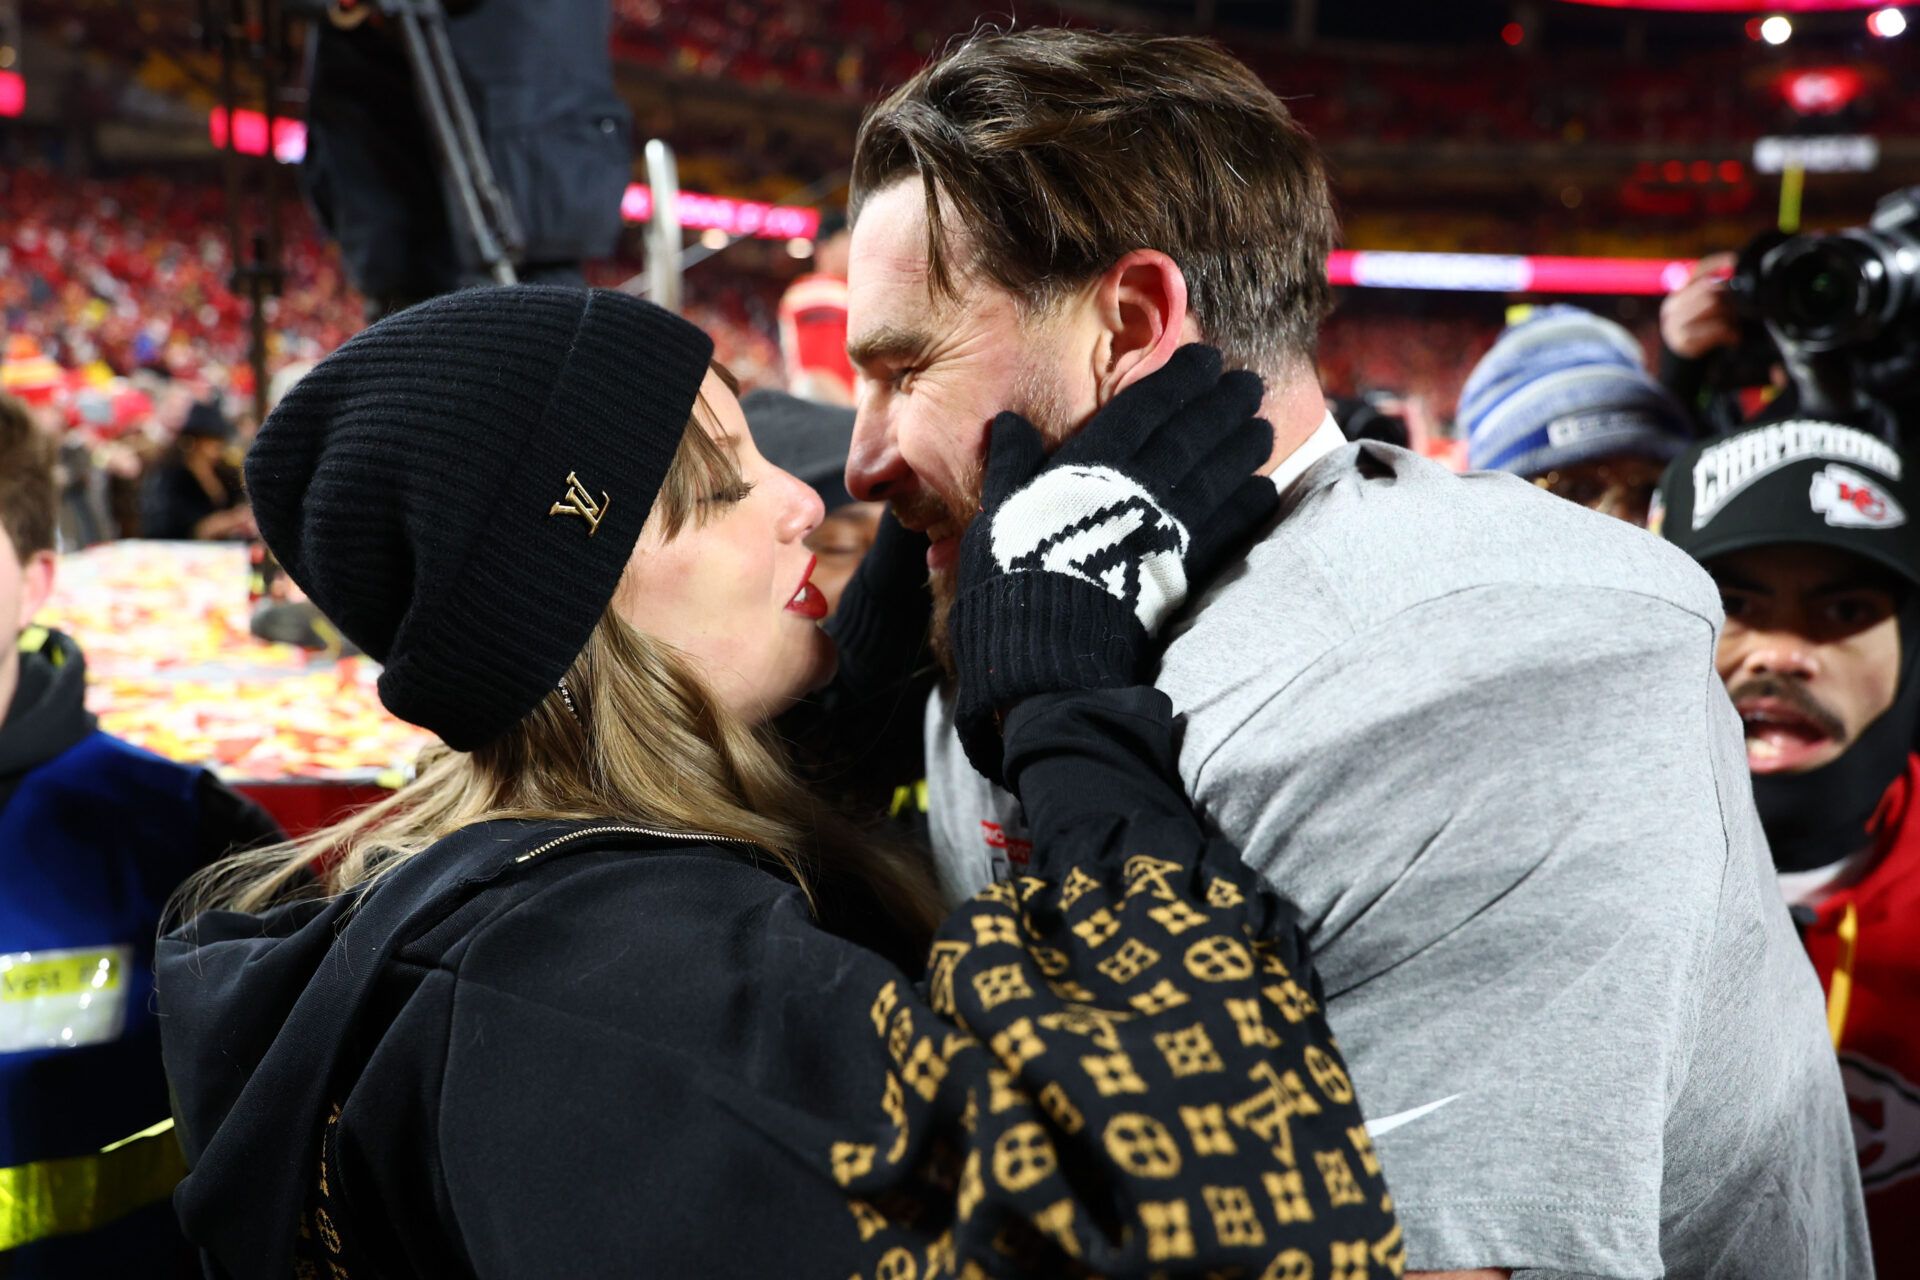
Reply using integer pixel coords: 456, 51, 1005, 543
924, 441, 1869, 1278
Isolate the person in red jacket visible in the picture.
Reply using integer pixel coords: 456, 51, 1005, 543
777, 211, 856, 405
1657, 418, 1920, 1266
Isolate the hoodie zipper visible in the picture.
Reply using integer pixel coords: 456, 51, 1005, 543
511, 824, 735, 864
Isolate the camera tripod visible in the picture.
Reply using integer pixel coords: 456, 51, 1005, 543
308, 0, 524, 286
204, 0, 525, 419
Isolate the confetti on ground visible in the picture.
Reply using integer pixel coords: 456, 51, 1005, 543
40, 542, 434, 782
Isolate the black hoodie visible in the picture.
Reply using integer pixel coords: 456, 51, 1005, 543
0, 628, 97, 807
158, 688, 1403, 1279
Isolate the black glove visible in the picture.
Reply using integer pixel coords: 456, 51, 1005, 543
949, 344, 1278, 783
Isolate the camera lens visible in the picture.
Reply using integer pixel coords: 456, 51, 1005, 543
1782, 249, 1862, 329
1735, 187, 1920, 416
1762, 236, 1886, 350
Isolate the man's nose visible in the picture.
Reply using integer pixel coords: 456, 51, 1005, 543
846, 401, 910, 503
1740, 631, 1820, 683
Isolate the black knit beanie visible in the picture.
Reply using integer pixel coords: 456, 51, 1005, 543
246, 286, 714, 751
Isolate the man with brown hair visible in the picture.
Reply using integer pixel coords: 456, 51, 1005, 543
844, 28, 1867, 1279
0, 393, 278, 1275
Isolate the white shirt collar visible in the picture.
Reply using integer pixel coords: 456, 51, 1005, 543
1269, 411, 1346, 500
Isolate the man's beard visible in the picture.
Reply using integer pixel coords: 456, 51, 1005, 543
917, 359, 1077, 677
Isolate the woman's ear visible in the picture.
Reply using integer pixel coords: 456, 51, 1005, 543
1088, 249, 1192, 408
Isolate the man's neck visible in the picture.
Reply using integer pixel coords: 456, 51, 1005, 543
1254, 370, 1334, 479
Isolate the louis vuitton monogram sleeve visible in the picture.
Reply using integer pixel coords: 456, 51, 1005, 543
824, 688, 1405, 1278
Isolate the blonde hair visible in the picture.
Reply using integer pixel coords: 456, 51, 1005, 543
178, 385, 944, 947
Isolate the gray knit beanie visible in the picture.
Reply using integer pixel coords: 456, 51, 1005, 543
1458, 305, 1693, 476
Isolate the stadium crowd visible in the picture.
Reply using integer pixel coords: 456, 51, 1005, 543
0, 164, 1544, 549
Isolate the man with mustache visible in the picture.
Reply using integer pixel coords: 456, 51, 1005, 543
1656, 418, 1920, 1267
843, 26, 1865, 1280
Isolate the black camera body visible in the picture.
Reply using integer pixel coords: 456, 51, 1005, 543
1727, 186, 1920, 439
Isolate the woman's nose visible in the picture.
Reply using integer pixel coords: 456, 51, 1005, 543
779, 468, 825, 542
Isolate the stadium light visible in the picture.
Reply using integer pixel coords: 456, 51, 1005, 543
1326, 250, 1698, 296
1781, 67, 1865, 114
1760, 14, 1794, 42
619, 184, 820, 240
1868, 7, 1907, 37
208, 107, 306, 163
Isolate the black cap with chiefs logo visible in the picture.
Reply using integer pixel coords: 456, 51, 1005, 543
1653, 418, 1920, 590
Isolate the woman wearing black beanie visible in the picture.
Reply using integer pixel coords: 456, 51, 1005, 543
157, 287, 1399, 1278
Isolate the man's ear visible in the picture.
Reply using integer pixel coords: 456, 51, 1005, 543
17, 551, 55, 631
1088, 249, 1192, 407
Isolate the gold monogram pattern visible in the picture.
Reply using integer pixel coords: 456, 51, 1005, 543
1185, 935, 1257, 983
1180, 1103, 1239, 1157
1104, 1112, 1184, 1179
926, 941, 970, 1017
973, 915, 1020, 948
1141, 1199, 1197, 1261
1227, 996, 1283, 1048
829, 832, 1401, 1278
1205, 1184, 1267, 1248
1150, 898, 1212, 935
993, 1123, 1059, 1193
1096, 937, 1162, 985
547, 471, 610, 535
973, 963, 1035, 1011
292, 1103, 356, 1279
1130, 976, 1192, 1016
1264, 1169, 1316, 1225
1154, 1022, 1226, 1077
1082, 1050, 1150, 1096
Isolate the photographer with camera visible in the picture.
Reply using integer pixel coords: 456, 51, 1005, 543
1656, 420, 1920, 1266
1660, 188, 1920, 443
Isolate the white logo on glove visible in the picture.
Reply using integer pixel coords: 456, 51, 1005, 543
990, 465, 1191, 633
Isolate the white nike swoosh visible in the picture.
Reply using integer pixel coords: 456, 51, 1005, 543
1365, 1094, 1462, 1138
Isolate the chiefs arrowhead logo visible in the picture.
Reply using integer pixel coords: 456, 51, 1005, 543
1841, 1053, 1920, 1191
990, 465, 1190, 634
1810, 463, 1906, 530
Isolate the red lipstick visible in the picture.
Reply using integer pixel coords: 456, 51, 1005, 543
786, 555, 828, 621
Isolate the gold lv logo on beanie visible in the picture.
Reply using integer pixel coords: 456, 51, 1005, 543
549, 472, 611, 536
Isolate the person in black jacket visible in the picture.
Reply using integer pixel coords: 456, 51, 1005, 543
138, 401, 256, 541
156, 287, 1402, 1279
303, 0, 631, 314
